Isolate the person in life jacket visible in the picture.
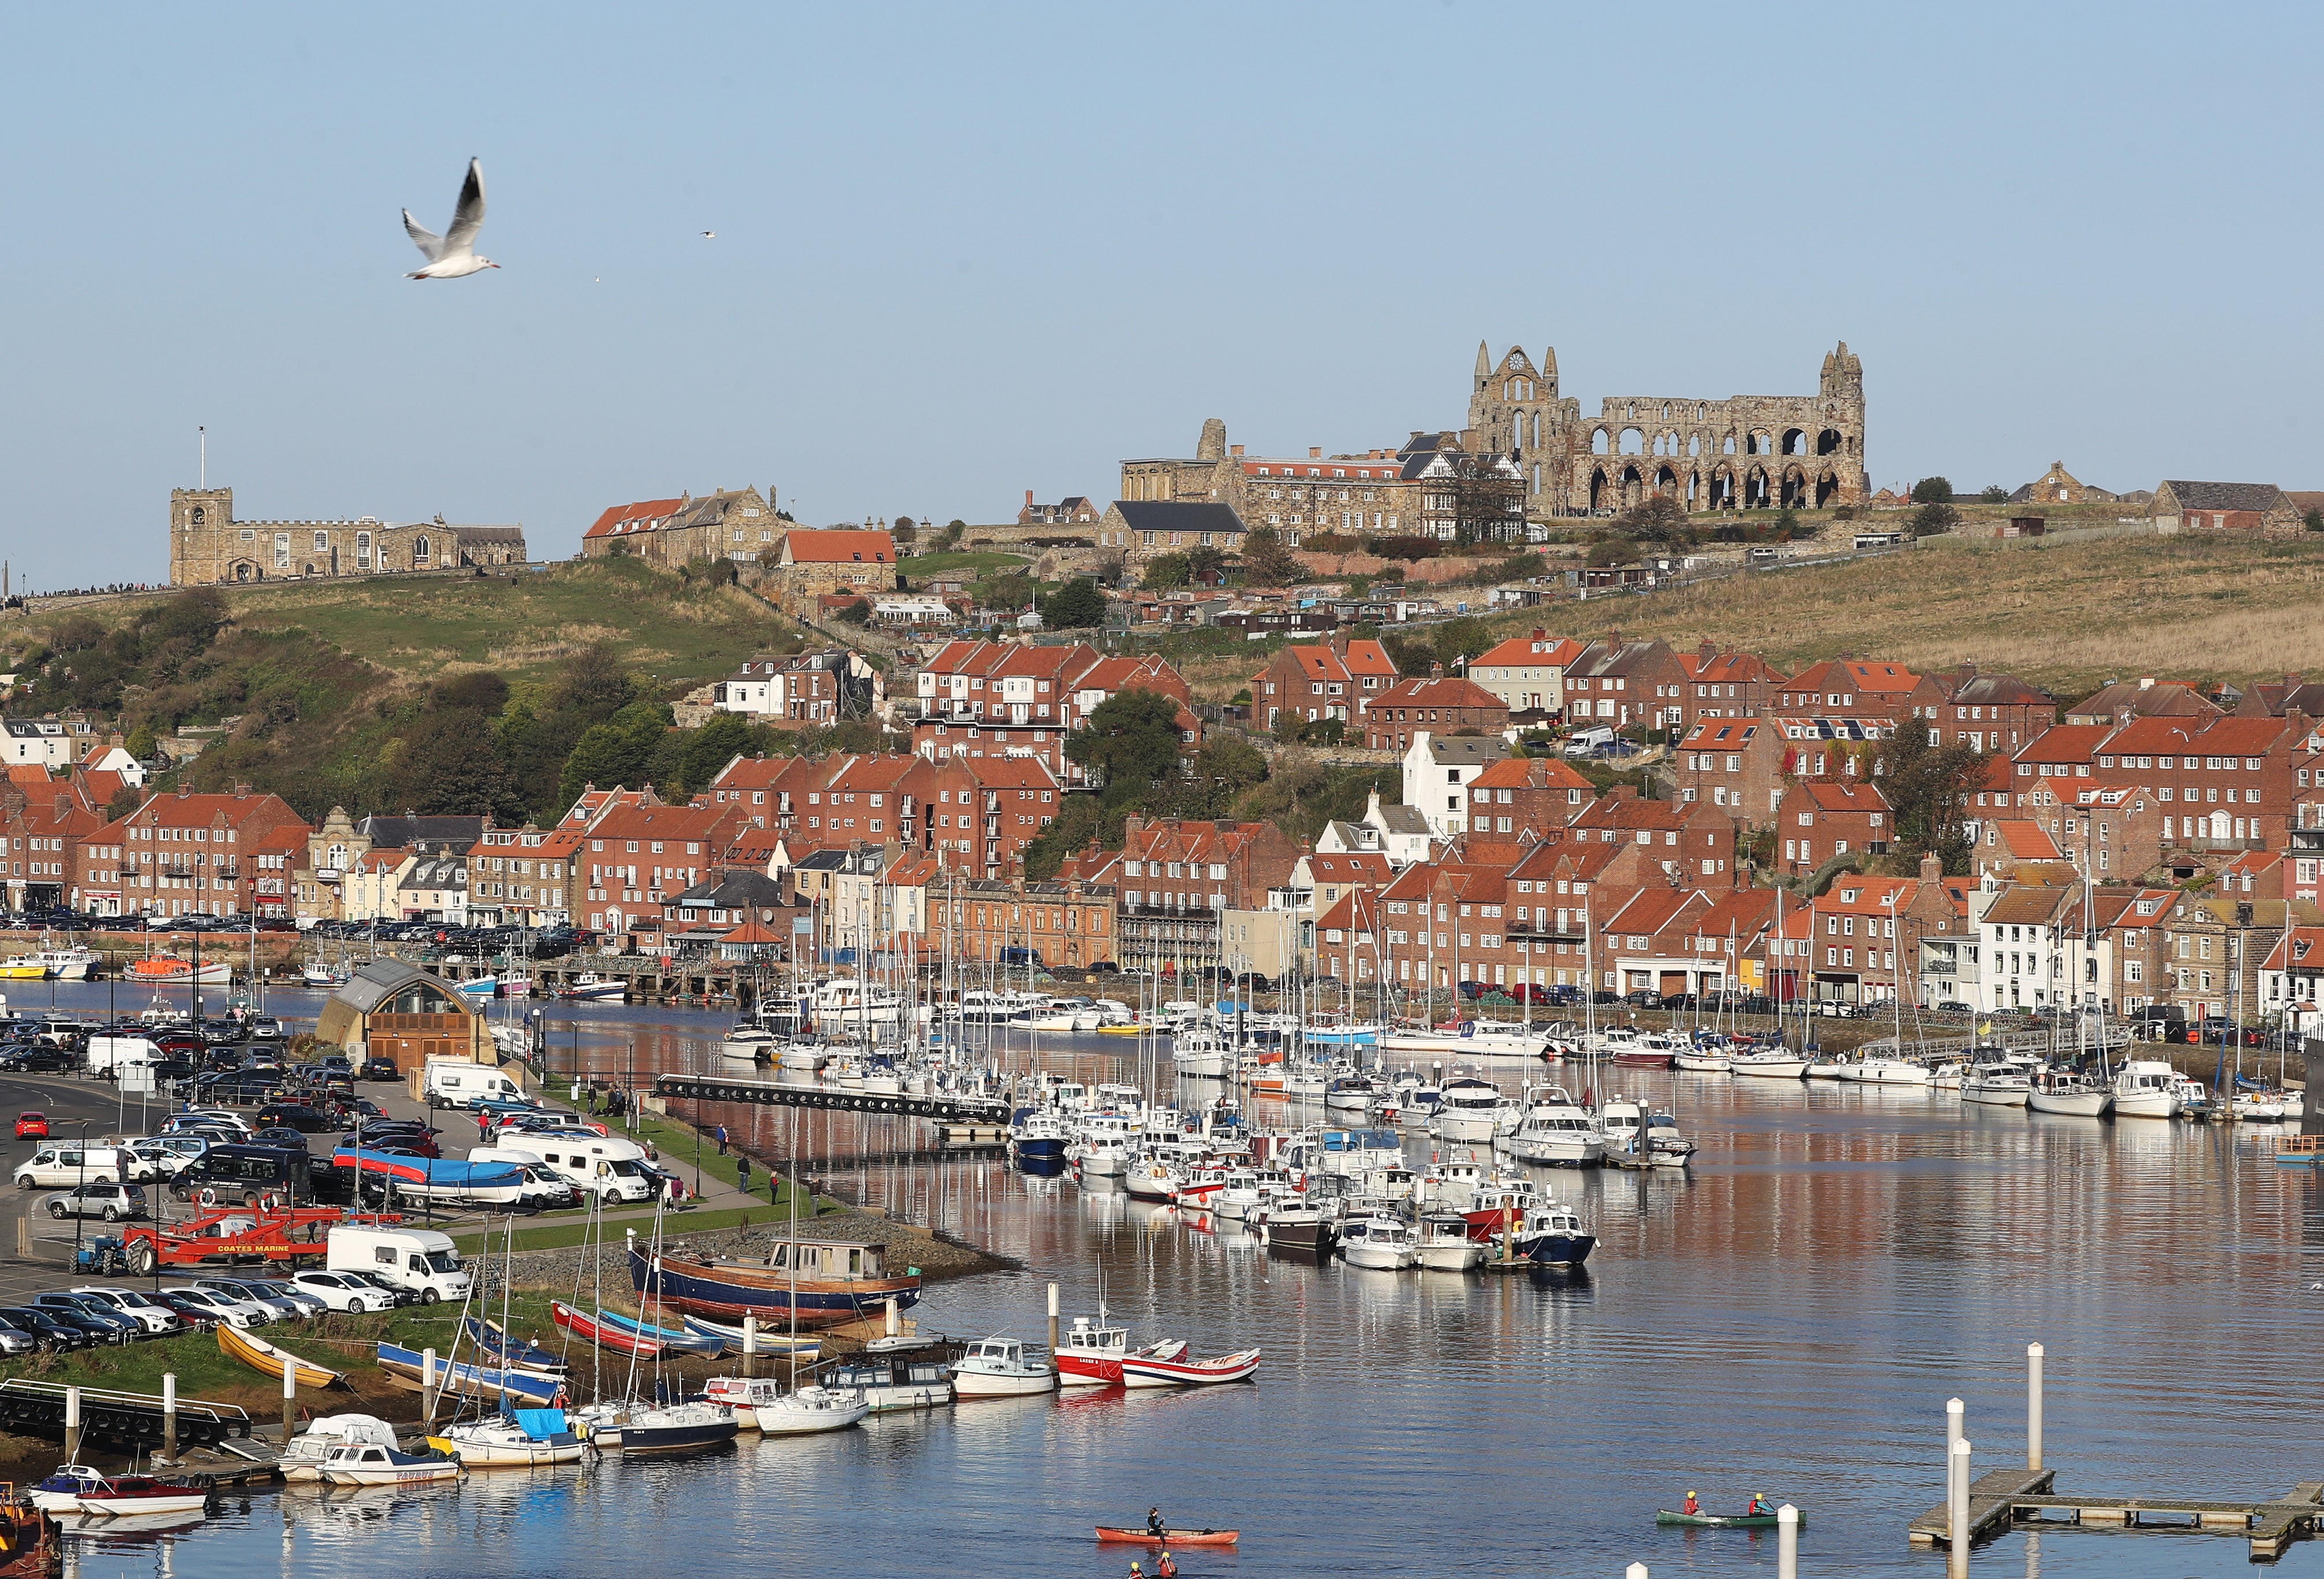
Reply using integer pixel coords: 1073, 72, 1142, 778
1156, 1552, 1178, 1578
1683, 1490, 1700, 1516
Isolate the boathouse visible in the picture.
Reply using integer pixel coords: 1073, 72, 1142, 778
313, 960, 491, 1071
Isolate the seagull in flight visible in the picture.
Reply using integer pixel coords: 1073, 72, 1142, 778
402, 158, 498, 279
701, 230, 716, 238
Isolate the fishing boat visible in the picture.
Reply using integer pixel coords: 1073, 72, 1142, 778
333, 1147, 526, 1206
429, 1408, 588, 1467
1096, 1528, 1240, 1547
550, 1300, 662, 1357
678, 1314, 821, 1360
126, 956, 232, 986
821, 1335, 956, 1412
76, 1476, 212, 1518
1056, 1312, 1131, 1386
1489, 1197, 1597, 1267
301, 964, 349, 989
218, 1321, 347, 1388
1119, 1341, 1262, 1388
1258, 1200, 1340, 1256
562, 974, 628, 1002
596, 1307, 726, 1356
629, 1243, 922, 1329
1657, 1506, 1804, 1529
951, 1336, 1058, 1398
279, 1415, 399, 1482
27, 1466, 107, 1514
319, 1442, 464, 1486
25, 948, 95, 981
1339, 1214, 1418, 1270
451, 975, 501, 1000
375, 1342, 565, 1406
575, 1399, 740, 1455
1415, 1214, 1486, 1273
0, 957, 48, 981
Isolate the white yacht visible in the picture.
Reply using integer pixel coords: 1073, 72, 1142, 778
1671, 1045, 1733, 1073
2027, 1069, 2113, 1117
1731, 1047, 1810, 1079
812, 978, 903, 1029
721, 1025, 781, 1062
1836, 1054, 1933, 1086
1339, 1214, 1419, 1270
950, 1337, 1058, 1398
1959, 1061, 2034, 1107
1415, 1214, 1485, 1272
1499, 1090, 1606, 1167
1599, 1097, 1694, 1167
2112, 1059, 2181, 1119
1432, 1076, 1507, 1144
1172, 1028, 1232, 1079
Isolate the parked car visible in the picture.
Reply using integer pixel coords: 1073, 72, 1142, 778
0, 1318, 39, 1357
248, 1016, 284, 1041
43, 1182, 148, 1221
255, 1103, 336, 1135
0, 1305, 91, 1351
289, 1269, 395, 1313
165, 1285, 272, 1330
13, 1112, 44, 1139
359, 1057, 401, 1083
0, 1048, 73, 1073
27, 1294, 134, 1346
69, 1286, 184, 1336
148, 1290, 222, 1331
339, 1270, 419, 1309
192, 1278, 309, 1322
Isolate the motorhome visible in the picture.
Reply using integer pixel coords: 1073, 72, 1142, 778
326, 1225, 472, 1304
423, 1059, 530, 1110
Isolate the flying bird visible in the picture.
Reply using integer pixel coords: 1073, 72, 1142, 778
701, 230, 716, 238
402, 158, 498, 279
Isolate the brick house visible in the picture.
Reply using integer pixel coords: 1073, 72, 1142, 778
76, 785, 311, 920
1462, 755, 1595, 839
1774, 780, 1892, 877
2019, 777, 2166, 885
1568, 792, 1738, 888
1359, 675, 1510, 750
1925, 670, 2054, 755
940, 876, 1116, 970
1561, 637, 1691, 731
2068, 677, 2221, 729
1774, 658, 1939, 723
1251, 638, 1398, 731
581, 487, 783, 564
1672, 717, 1787, 825
761, 529, 899, 615
1789, 873, 1953, 1005
2150, 480, 2302, 538
1096, 815, 1301, 976
1678, 643, 1787, 730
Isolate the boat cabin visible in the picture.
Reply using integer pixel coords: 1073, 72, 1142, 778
753, 1239, 890, 1278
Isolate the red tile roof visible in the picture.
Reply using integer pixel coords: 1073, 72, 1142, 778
782, 530, 895, 566
1470, 755, 1592, 791
584, 497, 686, 541
1475, 634, 1586, 670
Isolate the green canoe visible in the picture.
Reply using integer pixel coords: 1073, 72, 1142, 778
1656, 1509, 1803, 1529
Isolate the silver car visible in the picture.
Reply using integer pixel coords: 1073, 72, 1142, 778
192, 1278, 304, 1322
42, 1183, 148, 1221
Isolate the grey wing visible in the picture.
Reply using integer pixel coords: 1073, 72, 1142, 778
442, 158, 487, 255
403, 209, 446, 262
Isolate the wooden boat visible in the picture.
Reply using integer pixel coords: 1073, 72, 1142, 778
464, 1317, 568, 1373
218, 1322, 347, 1389
1118, 1342, 1261, 1388
1094, 1528, 1240, 1547
375, 1341, 565, 1406
629, 1244, 920, 1330
597, 1307, 724, 1356
1656, 1507, 1804, 1529
679, 1314, 821, 1359
550, 1300, 662, 1357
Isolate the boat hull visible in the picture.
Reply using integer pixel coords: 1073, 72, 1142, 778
1118, 1348, 1260, 1387
2027, 1091, 2111, 1117
952, 1368, 1058, 1398
594, 1420, 739, 1455
1096, 1529, 1240, 1547
1732, 1057, 1810, 1079
1657, 1509, 1804, 1528
630, 1247, 921, 1329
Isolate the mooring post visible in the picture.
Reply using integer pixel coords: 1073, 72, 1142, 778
885, 1297, 900, 1339
63, 1385, 80, 1465
1626, 1566, 1648, 1579
421, 1346, 439, 1426
281, 1356, 297, 1446
160, 1372, 178, 1465
741, 1315, 758, 1379
1949, 1439, 1972, 1578
1778, 1503, 1798, 1579
1047, 1282, 1059, 1353
2027, 1343, 2044, 1471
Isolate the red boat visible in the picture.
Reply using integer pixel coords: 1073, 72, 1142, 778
1056, 1312, 1130, 1387
550, 1299, 662, 1357
1119, 1342, 1261, 1388
76, 1476, 211, 1518
1095, 1528, 1239, 1547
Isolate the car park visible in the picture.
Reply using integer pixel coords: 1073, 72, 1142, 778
166, 1285, 271, 1329
15, 1145, 129, 1189
13, 1112, 45, 1139
148, 1290, 221, 1331
43, 1183, 148, 1221
289, 1269, 395, 1313
69, 1287, 184, 1335
255, 1103, 336, 1134
0, 1047, 74, 1073
28, 1294, 133, 1345
248, 1016, 283, 1041
244, 1278, 327, 1318
340, 1269, 418, 1308
192, 1278, 309, 1322
0, 1305, 91, 1350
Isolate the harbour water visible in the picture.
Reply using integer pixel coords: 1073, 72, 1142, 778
27, 986, 2324, 1576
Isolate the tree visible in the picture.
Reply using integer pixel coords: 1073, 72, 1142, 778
1041, 578, 1107, 629
1186, 545, 1228, 585
1883, 730, 1990, 874
1909, 501, 1961, 538
1064, 689, 1185, 791
1773, 506, 1800, 538
669, 712, 769, 800
1586, 536, 1638, 567
1374, 535, 1442, 563
557, 698, 673, 810
124, 721, 157, 761
394, 709, 524, 819
1380, 633, 1437, 675
432, 671, 510, 714
1910, 477, 1954, 504
986, 571, 1034, 611
1433, 616, 1495, 668
706, 557, 740, 586
1141, 553, 1190, 591
2304, 508, 2324, 533
1238, 527, 1303, 588
105, 783, 141, 821
1978, 485, 2009, 503
834, 597, 873, 626
1612, 494, 1691, 543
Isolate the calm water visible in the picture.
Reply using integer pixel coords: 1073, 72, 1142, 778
28, 986, 2324, 1578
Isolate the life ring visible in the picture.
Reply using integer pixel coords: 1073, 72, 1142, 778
199, 1188, 218, 1208
260, 1194, 278, 1213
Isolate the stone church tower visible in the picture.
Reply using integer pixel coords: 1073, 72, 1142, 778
170, 487, 234, 586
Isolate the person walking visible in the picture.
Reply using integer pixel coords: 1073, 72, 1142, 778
735, 1152, 751, 1193
716, 1124, 729, 1155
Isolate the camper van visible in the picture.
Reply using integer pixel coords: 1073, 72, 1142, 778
84, 1036, 163, 1078
507, 1131, 655, 1204
423, 1058, 530, 1110
326, 1224, 472, 1305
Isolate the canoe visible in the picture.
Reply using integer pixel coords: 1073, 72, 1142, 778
1656, 1509, 1803, 1528
218, 1322, 347, 1389
1095, 1528, 1240, 1547
551, 1300, 662, 1357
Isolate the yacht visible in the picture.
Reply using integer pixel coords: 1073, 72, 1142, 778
823, 1335, 958, 1411
1323, 1073, 1380, 1114
811, 978, 904, 1029
1432, 1076, 1507, 1143
1671, 1043, 1733, 1073
2112, 1059, 2181, 1119
1835, 1054, 1933, 1086
1257, 1198, 1340, 1255
1415, 1214, 1486, 1273
2027, 1069, 2113, 1117
720, 1025, 781, 1062
1172, 1028, 1232, 1079
1500, 1088, 1606, 1166
951, 1337, 1058, 1398
1959, 1061, 2034, 1107
1339, 1214, 1418, 1270
1599, 1097, 1693, 1167
1731, 1047, 1811, 1079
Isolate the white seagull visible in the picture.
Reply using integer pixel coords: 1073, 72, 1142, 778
402, 158, 498, 279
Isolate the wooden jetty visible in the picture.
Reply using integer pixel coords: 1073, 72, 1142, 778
1911, 1470, 2324, 1561
655, 1072, 1009, 1123
0, 1379, 252, 1454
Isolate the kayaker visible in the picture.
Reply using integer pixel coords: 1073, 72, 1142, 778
1683, 1490, 1699, 1516
1147, 1507, 1166, 1538
1748, 1492, 1769, 1517
1156, 1552, 1178, 1578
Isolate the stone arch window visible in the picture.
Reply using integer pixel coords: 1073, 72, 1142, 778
1815, 472, 1841, 507
1748, 431, 1773, 456
1687, 433, 1701, 457
1591, 428, 1610, 456
1724, 435, 1738, 455
1656, 465, 1678, 495
1589, 467, 1608, 511
1782, 427, 1808, 457
1618, 428, 1643, 457
1661, 402, 1671, 420
1816, 429, 1843, 456
1697, 403, 1707, 421
1531, 462, 1542, 496
190, 506, 206, 526
414, 534, 431, 560
1626, 402, 1637, 420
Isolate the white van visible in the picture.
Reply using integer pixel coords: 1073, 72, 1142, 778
326, 1224, 472, 1305
1563, 725, 1617, 758
517, 1131, 655, 1203
423, 1058, 529, 1110
85, 1036, 163, 1077
14, 1145, 130, 1189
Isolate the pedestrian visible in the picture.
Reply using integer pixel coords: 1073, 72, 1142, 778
477, 1112, 491, 1143
735, 1152, 750, 1192
716, 1124, 728, 1155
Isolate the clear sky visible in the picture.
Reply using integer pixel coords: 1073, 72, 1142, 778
3, 2, 2318, 589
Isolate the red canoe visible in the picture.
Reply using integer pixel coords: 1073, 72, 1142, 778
1094, 1528, 1240, 1547
551, 1299, 662, 1357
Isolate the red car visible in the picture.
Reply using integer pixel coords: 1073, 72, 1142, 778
14, 1112, 47, 1140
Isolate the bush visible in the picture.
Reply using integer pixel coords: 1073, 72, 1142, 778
834, 598, 873, 626
1586, 536, 1638, 567
1978, 486, 2009, 504
1374, 535, 1443, 563
1141, 553, 1190, 591
1910, 502, 1961, 537
1911, 477, 1954, 504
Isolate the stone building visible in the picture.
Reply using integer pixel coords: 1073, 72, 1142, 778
2009, 462, 2116, 506
1103, 501, 1247, 574
2149, 481, 2303, 538
760, 530, 899, 615
1465, 340, 1869, 519
580, 487, 782, 565
169, 488, 525, 586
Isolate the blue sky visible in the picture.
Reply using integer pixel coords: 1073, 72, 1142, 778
2, 2, 2317, 589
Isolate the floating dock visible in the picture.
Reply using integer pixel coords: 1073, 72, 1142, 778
1911, 1470, 2323, 1561
655, 1073, 1009, 1122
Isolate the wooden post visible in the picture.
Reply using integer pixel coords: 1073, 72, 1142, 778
1777, 1504, 1798, 1579
1047, 1282, 1059, 1353
282, 1356, 297, 1446
2027, 1343, 2044, 1471
885, 1297, 899, 1339
421, 1346, 439, 1425
1948, 1439, 1972, 1578
742, 1315, 757, 1379
63, 1385, 80, 1465
161, 1372, 177, 1465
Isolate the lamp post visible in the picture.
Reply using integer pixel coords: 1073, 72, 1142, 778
73, 1120, 89, 1266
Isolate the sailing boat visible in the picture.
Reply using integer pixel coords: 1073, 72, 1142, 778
580, 1204, 741, 1455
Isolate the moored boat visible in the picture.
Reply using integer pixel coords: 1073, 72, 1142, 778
1056, 1312, 1130, 1386
550, 1300, 662, 1357
748, 1385, 870, 1435
2027, 1069, 2113, 1117
27, 1466, 107, 1514
218, 1320, 346, 1388
1119, 1341, 1261, 1388
630, 1243, 921, 1329
575, 1399, 739, 1455
951, 1336, 1058, 1398
280, 1415, 399, 1482
430, 1408, 588, 1466
76, 1476, 212, 1518
319, 1442, 464, 1486
1731, 1049, 1811, 1079
822, 1336, 956, 1412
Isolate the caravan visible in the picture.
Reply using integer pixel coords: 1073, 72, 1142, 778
423, 1059, 530, 1110
507, 1130, 655, 1203
326, 1225, 472, 1305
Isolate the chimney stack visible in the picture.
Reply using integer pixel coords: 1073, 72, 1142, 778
1231, 444, 1245, 457
1025, 489, 1034, 508
1309, 446, 1323, 459
1920, 851, 1942, 883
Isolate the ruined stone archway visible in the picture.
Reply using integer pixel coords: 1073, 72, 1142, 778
1590, 467, 1609, 512
1817, 428, 1844, 456
1783, 427, 1809, 457
1780, 466, 1809, 509
1706, 467, 1735, 510
1815, 472, 1841, 507
1744, 467, 1770, 509
1621, 465, 1645, 510
1655, 465, 1678, 496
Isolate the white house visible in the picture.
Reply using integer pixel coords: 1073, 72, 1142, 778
84, 744, 147, 788
1401, 732, 1507, 840
2, 720, 72, 768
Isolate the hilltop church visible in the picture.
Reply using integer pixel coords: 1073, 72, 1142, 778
168, 487, 526, 586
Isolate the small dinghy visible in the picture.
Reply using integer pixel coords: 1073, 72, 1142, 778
465, 1317, 569, 1373
1656, 1507, 1804, 1529
596, 1307, 725, 1356
551, 1300, 663, 1357
1095, 1527, 1241, 1546
219, 1322, 347, 1389
680, 1314, 821, 1359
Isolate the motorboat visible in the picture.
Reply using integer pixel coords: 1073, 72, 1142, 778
1258, 1200, 1340, 1255
562, 974, 627, 1002
2027, 1069, 2113, 1118
1489, 1197, 1597, 1267
1339, 1214, 1419, 1270
28, 1466, 108, 1514
74, 1476, 212, 1518
1381, 1019, 1552, 1062
430, 1409, 588, 1466
1171, 1028, 1232, 1079
577, 1399, 740, 1455
279, 1415, 400, 1482
319, 1442, 465, 1486
25, 948, 95, 981
1415, 1213, 1486, 1272
951, 1336, 1058, 1398
821, 1336, 957, 1412
1731, 1048, 1810, 1079
1834, 1055, 1931, 1086
1432, 1076, 1508, 1143
1296, 1127, 1404, 1178
1056, 1312, 1131, 1386
721, 1026, 781, 1062
1122, 1154, 1183, 1203
1499, 1090, 1605, 1166
301, 964, 349, 989
1009, 1109, 1068, 1167
1462, 1177, 1540, 1240
810, 978, 903, 1029
2112, 1059, 2181, 1119
750, 1385, 871, 1435
1959, 1061, 2034, 1107
1598, 1097, 1692, 1167
1671, 1045, 1733, 1073
1119, 1339, 1261, 1387
1803, 1053, 1850, 1079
